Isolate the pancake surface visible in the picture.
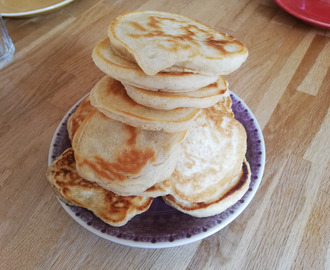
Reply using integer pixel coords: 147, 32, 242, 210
123, 76, 229, 110
67, 95, 94, 141
92, 38, 218, 91
46, 148, 153, 227
157, 105, 247, 203
72, 108, 186, 195
90, 76, 200, 132
108, 11, 248, 76
47, 11, 251, 224
163, 159, 251, 217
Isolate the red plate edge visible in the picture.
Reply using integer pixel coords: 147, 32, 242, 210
275, 0, 330, 29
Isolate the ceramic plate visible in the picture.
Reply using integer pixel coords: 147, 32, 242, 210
0, 0, 74, 17
275, 0, 330, 29
48, 92, 265, 248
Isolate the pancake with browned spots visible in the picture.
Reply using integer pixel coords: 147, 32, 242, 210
123, 76, 229, 110
72, 107, 186, 195
67, 95, 94, 142
162, 159, 251, 217
92, 37, 218, 92
108, 11, 248, 76
46, 148, 153, 226
90, 76, 199, 132
156, 106, 247, 203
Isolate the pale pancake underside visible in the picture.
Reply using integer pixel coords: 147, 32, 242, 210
92, 38, 218, 92
108, 11, 248, 76
123, 76, 229, 110
90, 76, 200, 132
46, 148, 153, 227
72, 107, 186, 195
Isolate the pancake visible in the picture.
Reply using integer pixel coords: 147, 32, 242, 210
108, 11, 248, 76
90, 76, 200, 132
162, 159, 251, 217
215, 94, 234, 118
46, 148, 153, 227
123, 76, 229, 110
72, 108, 186, 195
67, 95, 94, 141
136, 182, 169, 198
157, 106, 247, 203
92, 37, 218, 92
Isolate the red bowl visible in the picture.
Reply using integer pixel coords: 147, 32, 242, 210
275, 0, 330, 29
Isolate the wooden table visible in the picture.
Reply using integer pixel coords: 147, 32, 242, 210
1, 0, 329, 269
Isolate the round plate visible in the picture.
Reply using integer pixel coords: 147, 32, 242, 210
275, 0, 330, 29
0, 0, 74, 18
48, 92, 266, 248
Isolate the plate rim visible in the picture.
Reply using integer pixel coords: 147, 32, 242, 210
275, 0, 330, 29
48, 91, 266, 249
0, 0, 74, 17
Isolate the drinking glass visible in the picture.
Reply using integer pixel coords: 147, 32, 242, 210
0, 14, 15, 69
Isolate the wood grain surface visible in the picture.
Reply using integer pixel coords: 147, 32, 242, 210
0, 0, 329, 269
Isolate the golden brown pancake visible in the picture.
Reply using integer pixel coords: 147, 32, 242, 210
92, 37, 218, 92
214, 94, 234, 118
136, 181, 170, 197
46, 148, 153, 227
156, 105, 247, 203
108, 11, 248, 76
67, 95, 94, 141
123, 76, 229, 110
90, 76, 200, 132
162, 159, 251, 217
72, 108, 186, 195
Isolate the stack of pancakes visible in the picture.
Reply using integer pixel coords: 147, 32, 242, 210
47, 11, 251, 227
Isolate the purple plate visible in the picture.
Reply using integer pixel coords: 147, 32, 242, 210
48, 92, 265, 248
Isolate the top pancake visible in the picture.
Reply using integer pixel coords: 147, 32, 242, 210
92, 37, 218, 92
108, 11, 248, 76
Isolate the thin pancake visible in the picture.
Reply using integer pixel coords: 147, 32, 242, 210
136, 182, 169, 198
214, 94, 234, 118
108, 11, 248, 76
157, 106, 247, 203
67, 95, 94, 141
72, 108, 186, 195
123, 76, 229, 110
46, 148, 153, 227
90, 76, 200, 132
92, 37, 218, 92
162, 159, 251, 217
